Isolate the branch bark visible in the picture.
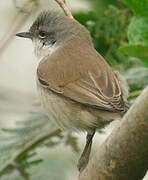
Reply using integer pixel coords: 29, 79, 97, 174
79, 85, 148, 180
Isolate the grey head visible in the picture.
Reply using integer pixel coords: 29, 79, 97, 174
16, 11, 82, 58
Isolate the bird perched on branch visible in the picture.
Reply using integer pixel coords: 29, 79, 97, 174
16, 11, 129, 172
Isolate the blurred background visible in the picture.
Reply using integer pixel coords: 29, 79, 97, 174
0, 0, 148, 179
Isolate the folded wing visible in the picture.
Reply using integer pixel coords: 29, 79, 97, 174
37, 39, 128, 113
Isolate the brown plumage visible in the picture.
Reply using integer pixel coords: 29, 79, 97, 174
16, 11, 129, 172
37, 21, 129, 116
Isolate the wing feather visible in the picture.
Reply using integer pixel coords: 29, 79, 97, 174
37, 37, 128, 113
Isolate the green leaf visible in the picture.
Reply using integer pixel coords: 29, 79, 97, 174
128, 16, 148, 46
122, 0, 148, 17
124, 67, 148, 91
119, 45, 148, 66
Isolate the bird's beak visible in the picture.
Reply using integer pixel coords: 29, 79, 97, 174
16, 32, 32, 39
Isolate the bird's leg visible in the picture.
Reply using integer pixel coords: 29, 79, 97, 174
77, 130, 95, 172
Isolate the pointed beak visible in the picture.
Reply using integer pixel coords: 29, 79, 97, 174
16, 32, 32, 39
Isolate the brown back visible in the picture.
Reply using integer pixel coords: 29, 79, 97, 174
37, 30, 128, 113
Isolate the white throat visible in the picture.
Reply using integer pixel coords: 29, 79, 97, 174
33, 39, 58, 60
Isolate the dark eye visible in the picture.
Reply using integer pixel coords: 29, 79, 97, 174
39, 31, 46, 38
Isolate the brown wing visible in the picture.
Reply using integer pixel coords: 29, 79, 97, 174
60, 70, 126, 112
37, 37, 128, 113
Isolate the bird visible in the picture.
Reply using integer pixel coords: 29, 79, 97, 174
16, 11, 129, 172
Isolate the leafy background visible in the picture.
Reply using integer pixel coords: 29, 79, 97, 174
0, 0, 148, 179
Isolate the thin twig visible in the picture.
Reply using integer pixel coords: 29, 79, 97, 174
128, 90, 142, 100
0, 128, 61, 177
0, 0, 39, 55
11, 162, 30, 180
55, 0, 73, 19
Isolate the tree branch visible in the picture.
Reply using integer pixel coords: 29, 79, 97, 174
11, 162, 30, 180
128, 90, 142, 100
54, 0, 73, 19
79, 85, 148, 180
0, 128, 61, 176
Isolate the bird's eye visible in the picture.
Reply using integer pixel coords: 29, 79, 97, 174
39, 31, 46, 38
